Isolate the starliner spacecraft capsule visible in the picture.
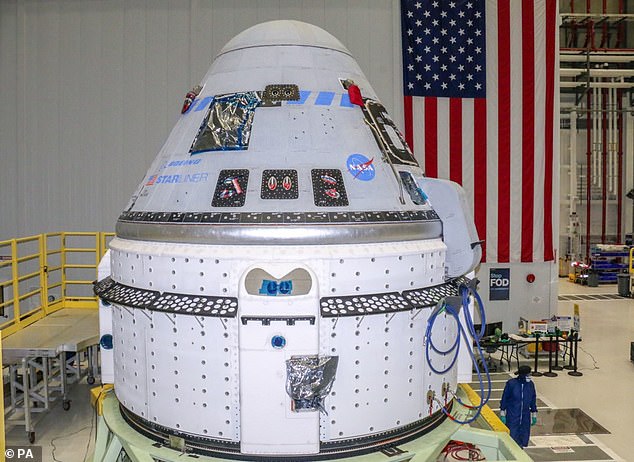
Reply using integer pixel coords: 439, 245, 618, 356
95, 20, 482, 460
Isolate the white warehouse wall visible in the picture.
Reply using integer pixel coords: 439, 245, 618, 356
0, 0, 404, 240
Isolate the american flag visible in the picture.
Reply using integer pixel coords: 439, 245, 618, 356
401, 0, 558, 263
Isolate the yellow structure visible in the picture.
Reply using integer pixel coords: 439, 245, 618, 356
0, 232, 112, 445
459, 383, 509, 434
0, 332, 4, 458
0, 232, 113, 336
90, 384, 115, 416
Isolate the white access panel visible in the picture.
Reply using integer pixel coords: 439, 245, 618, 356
238, 266, 320, 455
321, 309, 430, 439
113, 305, 148, 419
98, 251, 114, 383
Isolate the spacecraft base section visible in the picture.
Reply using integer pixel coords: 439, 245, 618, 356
104, 237, 461, 449
92, 389, 532, 462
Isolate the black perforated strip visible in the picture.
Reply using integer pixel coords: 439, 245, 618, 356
96, 276, 470, 319
153, 293, 238, 317
93, 276, 116, 294
96, 277, 159, 309
401, 277, 470, 309
320, 277, 470, 318
320, 293, 413, 317
94, 277, 238, 318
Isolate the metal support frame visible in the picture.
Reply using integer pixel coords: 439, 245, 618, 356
4, 346, 98, 442
6, 358, 42, 443
563, 98, 629, 256
586, 90, 593, 260
602, 87, 608, 243
560, 5, 634, 109
561, 1, 633, 258
617, 89, 624, 241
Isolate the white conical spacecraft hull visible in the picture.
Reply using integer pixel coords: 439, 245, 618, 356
95, 20, 481, 459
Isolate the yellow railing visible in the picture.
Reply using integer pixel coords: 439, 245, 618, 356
0, 232, 113, 338
459, 383, 509, 434
0, 332, 4, 457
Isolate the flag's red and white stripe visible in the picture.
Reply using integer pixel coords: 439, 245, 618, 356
404, 0, 558, 263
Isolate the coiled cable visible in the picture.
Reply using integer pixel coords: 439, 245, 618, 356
425, 282, 492, 424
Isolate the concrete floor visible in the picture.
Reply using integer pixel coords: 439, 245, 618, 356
4, 278, 632, 461
5, 380, 96, 462
527, 279, 633, 461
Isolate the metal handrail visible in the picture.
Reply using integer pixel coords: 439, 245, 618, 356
0, 231, 112, 338
0, 332, 5, 456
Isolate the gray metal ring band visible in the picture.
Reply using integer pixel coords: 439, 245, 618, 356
116, 220, 443, 245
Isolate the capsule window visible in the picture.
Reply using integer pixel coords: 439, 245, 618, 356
244, 268, 312, 296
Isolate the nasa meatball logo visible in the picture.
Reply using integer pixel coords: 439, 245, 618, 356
346, 154, 375, 181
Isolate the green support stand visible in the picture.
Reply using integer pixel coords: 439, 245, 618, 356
93, 390, 532, 462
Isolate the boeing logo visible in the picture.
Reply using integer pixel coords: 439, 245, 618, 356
159, 158, 202, 170
167, 159, 201, 167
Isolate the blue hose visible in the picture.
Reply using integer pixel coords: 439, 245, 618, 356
425, 282, 492, 424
